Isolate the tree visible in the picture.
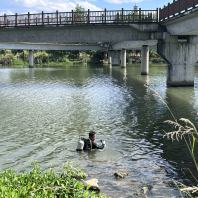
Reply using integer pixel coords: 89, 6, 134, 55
73, 4, 86, 23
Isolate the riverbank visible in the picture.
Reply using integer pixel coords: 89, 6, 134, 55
0, 163, 106, 198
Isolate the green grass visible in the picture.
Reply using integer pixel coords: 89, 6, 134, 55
0, 163, 107, 198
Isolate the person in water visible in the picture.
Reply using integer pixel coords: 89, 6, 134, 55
83, 131, 105, 151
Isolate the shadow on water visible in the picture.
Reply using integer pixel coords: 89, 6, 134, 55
107, 65, 198, 186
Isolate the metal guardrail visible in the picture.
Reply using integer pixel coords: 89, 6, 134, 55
159, 0, 198, 21
0, 9, 158, 28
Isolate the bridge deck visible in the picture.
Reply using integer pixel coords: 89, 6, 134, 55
0, 9, 158, 28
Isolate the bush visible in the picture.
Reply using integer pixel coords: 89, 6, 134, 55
0, 163, 107, 198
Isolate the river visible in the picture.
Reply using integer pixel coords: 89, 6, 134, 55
0, 65, 197, 197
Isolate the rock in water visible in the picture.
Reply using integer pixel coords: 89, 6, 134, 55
82, 178, 100, 192
114, 171, 128, 179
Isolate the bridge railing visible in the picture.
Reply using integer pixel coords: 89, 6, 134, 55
159, 0, 198, 21
0, 9, 158, 27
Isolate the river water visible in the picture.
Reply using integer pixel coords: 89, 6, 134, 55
0, 65, 197, 197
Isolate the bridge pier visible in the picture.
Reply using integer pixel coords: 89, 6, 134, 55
108, 54, 112, 67
121, 49, 127, 68
28, 50, 34, 68
141, 45, 149, 75
108, 51, 120, 66
158, 35, 197, 87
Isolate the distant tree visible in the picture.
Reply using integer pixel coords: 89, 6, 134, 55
73, 4, 86, 23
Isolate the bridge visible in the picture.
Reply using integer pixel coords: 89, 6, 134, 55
0, 0, 198, 87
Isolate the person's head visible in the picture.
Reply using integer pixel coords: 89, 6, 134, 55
89, 131, 96, 142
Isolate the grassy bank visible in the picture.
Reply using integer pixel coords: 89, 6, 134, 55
0, 163, 106, 198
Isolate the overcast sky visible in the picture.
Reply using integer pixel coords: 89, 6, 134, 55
0, 0, 172, 15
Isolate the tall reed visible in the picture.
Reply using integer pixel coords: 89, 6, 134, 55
145, 84, 198, 197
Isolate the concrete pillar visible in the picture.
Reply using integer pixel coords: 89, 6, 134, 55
141, 45, 149, 75
108, 51, 120, 66
108, 55, 112, 67
158, 35, 197, 87
121, 49, 127, 68
28, 50, 34, 68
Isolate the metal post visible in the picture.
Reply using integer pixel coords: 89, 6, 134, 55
59, 15, 62, 24
156, 8, 159, 22
28, 12, 30, 26
168, 3, 170, 18
87, 9, 90, 23
15, 13, 18, 26
4, 14, 6, 26
104, 8, 107, 23
42, 11, 44, 25
121, 8, 124, 22
56, 10, 59, 25
72, 10, 74, 24
139, 8, 141, 21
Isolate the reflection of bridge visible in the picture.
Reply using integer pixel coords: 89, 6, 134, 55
0, 1, 198, 87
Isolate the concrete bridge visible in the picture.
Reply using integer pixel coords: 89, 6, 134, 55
0, 1, 198, 87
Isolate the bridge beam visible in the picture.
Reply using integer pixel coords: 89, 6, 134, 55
121, 49, 127, 68
141, 45, 149, 75
28, 50, 34, 68
158, 35, 198, 87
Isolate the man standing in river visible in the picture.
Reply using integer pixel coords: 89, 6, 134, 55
83, 131, 106, 151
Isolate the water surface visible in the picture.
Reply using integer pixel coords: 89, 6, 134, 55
0, 65, 197, 197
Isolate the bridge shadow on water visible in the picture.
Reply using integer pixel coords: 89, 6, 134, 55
106, 65, 198, 187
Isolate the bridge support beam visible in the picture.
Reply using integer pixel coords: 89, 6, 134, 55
158, 35, 197, 87
121, 49, 127, 68
141, 45, 149, 75
28, 50, 34, 68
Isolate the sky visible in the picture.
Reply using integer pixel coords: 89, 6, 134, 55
0, 0, 172, 15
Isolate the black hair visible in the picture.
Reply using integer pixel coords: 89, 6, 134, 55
89, 131, 96, 137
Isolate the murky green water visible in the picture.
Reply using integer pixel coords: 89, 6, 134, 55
0, 65, 197, 197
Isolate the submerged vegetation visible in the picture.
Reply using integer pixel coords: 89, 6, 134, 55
0, 163, 106, 198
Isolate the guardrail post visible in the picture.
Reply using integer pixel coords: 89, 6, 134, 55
72, 10, 74, 24
156, 8, 159, 22
15, 13, 18, 26
4, 14, 7, 26
139, 8, 141, 21
121, 8, 124, 22
56, 10, 59, 25
28, 12, 30, 26
104, 8, 107, 23
59, 15, 62, 25
42, 11, 44, 25
87, 9, 90, 23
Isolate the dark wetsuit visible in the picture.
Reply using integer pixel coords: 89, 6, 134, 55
82, 138, 105, 151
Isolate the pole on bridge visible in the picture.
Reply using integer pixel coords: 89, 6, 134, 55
141, 45, 149, 75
